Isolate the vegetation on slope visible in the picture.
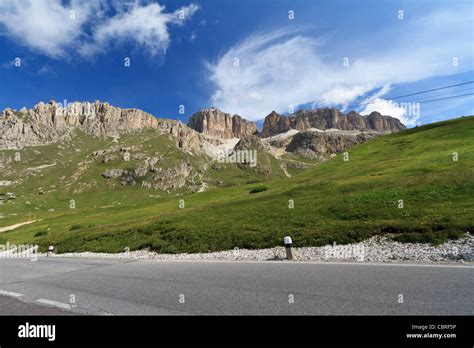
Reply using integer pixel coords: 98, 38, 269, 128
1, 116, 473, 253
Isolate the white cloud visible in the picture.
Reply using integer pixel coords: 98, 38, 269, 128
80, 2, 199, 57
0, 0, 96, 58
0, 1, 198, 59
207, 29, 328, 119
320, 85, 372, 107
206, 7, 473, 124
360, 99, 420, 127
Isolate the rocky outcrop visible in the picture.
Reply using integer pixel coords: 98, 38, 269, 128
285, 130, 379, 160
261, 111, 292, 138
233, 135, 264, 151
0, 101, 160, 147
187, 108, 257, 139
100, 153, 193, 191
0, 101, 211, 156
102, 169, 127, 179
261, 108, 405, 137
156, 118, 210, 155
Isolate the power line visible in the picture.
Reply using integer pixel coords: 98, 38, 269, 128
406, 86, 473, 100
388, 81, 474, 100
414, 92, 474, 104
342, 93, 474, 115
346, 81, 474, 109
374, 72, 474, 95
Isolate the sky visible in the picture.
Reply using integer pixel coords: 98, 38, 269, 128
0, 0, 473, 127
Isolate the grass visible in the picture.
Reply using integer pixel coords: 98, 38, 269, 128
1, 116, 473, 253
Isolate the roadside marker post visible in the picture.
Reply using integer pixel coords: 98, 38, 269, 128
284, 236, 294, 260
48, 245, 54, 257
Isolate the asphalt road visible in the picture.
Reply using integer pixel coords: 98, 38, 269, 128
0, 257, 472, 315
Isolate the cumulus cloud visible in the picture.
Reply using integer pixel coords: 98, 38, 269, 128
80, 2, 200, 57
207, 29, 328, 119
360, 99, 419, 126
206, 8, 473, 123
0, 0, 95, 58
0, 0, 198, 59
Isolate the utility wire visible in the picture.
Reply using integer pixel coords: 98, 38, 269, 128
346, 81, 474, 109
388, 81, 474, 100
374, 72, 474, 95
405, 86, 473, 100
414, 92, 474, 104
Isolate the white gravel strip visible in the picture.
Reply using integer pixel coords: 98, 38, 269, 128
42, 233, 474, 264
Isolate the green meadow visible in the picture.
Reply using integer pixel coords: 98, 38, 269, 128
1, 116, 473, 253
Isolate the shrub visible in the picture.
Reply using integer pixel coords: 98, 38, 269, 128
34, 230, 48, 237
249, 186, 268, 194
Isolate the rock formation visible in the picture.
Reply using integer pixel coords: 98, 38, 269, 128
0, 101, 208, 155
261, 111, 292, 138
233, 135, 264, 151
261, 108, 405, 137
0, 101, 407, 192
285, 130, 379, 160
187, 108, 257, 139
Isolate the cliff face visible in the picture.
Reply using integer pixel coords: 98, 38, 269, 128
0, 101, 208, 155
187, 108, 257, 139
285, 130, 379, 160
261, 111, 292, 138
261, 108, 405, 137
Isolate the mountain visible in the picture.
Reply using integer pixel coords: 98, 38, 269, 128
0, 101, 209, 155
0, 101, 291, 200
187, 107, 258, 139
1, 102, 404, 164
0, 101, 411, 199
261, 108, 405, 137
0, 115, 471, 254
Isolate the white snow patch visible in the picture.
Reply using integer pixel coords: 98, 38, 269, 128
262, 129, 299, 142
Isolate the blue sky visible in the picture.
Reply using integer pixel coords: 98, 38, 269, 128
0, 0, 473, 127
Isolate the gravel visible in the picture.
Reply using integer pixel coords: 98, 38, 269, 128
45, 232, 474, 264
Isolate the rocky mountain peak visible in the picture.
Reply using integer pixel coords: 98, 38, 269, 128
261, 111, 291, 137
262, 108, 405, 137
187, 108, 257, 139
0, 101, 210, 155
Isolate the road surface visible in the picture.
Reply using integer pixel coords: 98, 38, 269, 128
0, 257, 472, 315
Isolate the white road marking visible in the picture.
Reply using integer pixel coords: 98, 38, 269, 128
0, 289, 23, 297
36, 299, 74, 310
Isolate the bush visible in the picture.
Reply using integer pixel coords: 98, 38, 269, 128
249, 186, 268, 194
34, 230, 48, 237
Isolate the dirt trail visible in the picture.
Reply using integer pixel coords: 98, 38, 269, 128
280, 163, 291, 178
0, 220, 37, 233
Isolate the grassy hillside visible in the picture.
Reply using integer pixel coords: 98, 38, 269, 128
0, 128, 287, 226
1, 116, 473, 253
